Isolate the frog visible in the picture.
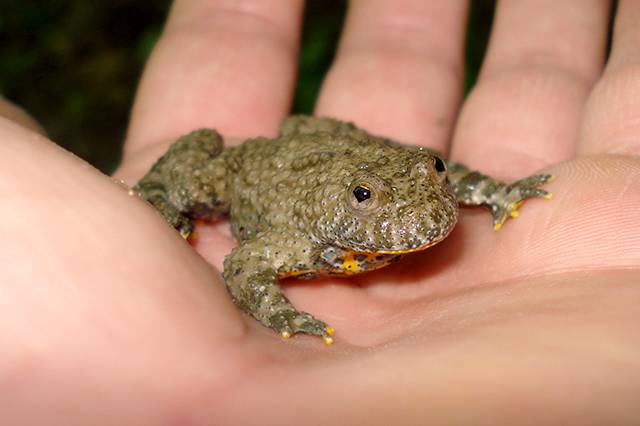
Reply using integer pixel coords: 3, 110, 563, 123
133, 115, 553, 344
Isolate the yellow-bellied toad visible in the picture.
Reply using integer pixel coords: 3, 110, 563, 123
134, 116, 553, 344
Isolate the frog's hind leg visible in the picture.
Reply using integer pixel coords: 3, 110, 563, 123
223, 244, 334, 344
133, 129, 229, 238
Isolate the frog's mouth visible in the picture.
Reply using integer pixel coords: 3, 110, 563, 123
358, 236, 447, 255
342, 208, 459, 258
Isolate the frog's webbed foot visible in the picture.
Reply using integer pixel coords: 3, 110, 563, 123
223, 246, 334, 344
269, 310, 334, 344
446, 163, 553, 230
487, 174, 554, 230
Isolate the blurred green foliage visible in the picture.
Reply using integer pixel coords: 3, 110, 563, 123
0, 0, 494, 174
292, 0, 346, 114
0, 0, 169, 172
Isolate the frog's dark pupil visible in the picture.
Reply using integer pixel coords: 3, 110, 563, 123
353, 186, 371, 203
433, 156, 446, 173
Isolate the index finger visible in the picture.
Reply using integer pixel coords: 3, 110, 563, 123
124, 0, 304, 157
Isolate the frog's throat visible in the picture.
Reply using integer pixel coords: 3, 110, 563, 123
336, 239, 445, 275
280, 239, 447, 279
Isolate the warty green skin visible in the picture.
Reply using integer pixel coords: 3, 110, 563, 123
134, 115, 552, 343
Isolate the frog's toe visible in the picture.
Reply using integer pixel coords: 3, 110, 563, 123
175, 217, 194, 239
508, 174, 553, 198
270, 310, 334, 344
163, 213, 194, 239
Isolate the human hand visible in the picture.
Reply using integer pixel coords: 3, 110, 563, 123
3, 1, 639, 424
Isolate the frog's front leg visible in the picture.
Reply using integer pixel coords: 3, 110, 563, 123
222, 241, 334, 344
446, 163, 553, 230
133, 129, 229, 238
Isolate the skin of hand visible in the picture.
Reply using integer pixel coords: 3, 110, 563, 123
1, 1, 640, 424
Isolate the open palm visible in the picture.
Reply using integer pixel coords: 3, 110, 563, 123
2, 1, 639, 424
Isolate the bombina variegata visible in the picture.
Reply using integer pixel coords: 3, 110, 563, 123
134, 115, 553, 344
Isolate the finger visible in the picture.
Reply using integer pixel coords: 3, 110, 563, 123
315, 0, 469, 152
125, 0, 304, 156
0, 97, 46, 135
452, 0, 611, 179
580, 0, 640, 156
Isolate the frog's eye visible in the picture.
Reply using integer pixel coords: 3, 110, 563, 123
353, 186, 371, 203
346, 179, 383, 215
433, 156, 446, 173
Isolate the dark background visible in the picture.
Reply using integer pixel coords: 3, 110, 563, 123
0, 0, 495, 173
